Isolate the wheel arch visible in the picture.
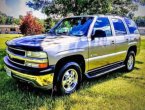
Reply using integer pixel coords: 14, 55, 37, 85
54, 54, 86, 74
127, 45, 137, 56
53, 55, 86, 85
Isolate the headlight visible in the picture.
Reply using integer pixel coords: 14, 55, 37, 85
26, 51, 47, 58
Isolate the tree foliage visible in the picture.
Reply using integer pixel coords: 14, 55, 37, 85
45, 0, 113, 16
44, 17, 56, 32
133, 0, 145, 5
13, 18, 21, 25
27, 0, 141, 17
111, 0, 137, 16
134, 16, 145, 26
0, 12, 7, 24
20, 12, 44, 35
0, 11, 20, 25
0, 16, 7, 24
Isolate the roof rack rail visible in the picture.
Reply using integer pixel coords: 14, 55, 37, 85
105, 13, 122, 16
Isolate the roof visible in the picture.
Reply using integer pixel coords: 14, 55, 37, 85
0, 25, 19, 28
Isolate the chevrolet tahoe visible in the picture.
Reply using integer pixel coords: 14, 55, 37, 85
4, 15, 141, 95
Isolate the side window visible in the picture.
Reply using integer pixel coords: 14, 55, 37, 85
124, 18, 139, 34
112, 18, 127, 35
92, 17, 112, 38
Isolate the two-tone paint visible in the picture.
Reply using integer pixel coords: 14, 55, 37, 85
4, 15, 141, 89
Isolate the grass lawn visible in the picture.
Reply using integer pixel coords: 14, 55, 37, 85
0, 34, 23, 49
0, 34, 145, 110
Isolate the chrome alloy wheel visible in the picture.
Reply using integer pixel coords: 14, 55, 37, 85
62, 69, 78, 92
127, 55, 134, 70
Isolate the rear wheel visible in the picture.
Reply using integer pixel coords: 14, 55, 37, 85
54, 62, 82, 95
125, 51, 135, 72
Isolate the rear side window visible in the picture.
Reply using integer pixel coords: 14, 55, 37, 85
124, 18, 139, 34
93, 17, 112, 37
112, 18, 127, 35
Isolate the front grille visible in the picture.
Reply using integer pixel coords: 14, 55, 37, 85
9, 57, 25, 64
8, 47, 25, 56
7, 47, 26, 66
8, 56, 25, 66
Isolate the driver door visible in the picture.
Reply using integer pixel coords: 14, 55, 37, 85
88, 17, 116, 70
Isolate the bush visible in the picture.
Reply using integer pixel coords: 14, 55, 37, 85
20, 12, 44, 35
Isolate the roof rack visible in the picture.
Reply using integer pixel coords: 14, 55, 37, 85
105, 13, 123, 17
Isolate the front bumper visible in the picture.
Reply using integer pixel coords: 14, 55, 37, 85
4, 56, 54, 89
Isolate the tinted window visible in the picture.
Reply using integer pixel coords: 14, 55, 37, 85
124, 18, 139, 34
112, 18, 127, 35
92, 17, 112, 37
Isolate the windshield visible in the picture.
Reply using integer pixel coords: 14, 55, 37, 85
49, 17, 93, 36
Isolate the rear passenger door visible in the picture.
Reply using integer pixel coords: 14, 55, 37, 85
111, 18, 128, 62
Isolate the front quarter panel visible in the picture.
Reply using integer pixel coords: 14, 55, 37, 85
41, 36, 89, 67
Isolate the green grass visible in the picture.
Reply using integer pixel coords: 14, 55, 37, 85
0, 34, 23, 49
0, 34, 145, 110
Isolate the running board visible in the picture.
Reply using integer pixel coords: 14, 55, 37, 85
86, 64, 125, 78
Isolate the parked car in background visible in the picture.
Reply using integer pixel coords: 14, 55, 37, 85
4, 15, 140, 95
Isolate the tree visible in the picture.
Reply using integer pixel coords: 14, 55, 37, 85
0, 11, 7, 24
6, 16, 13, 24
13, 18, 21, 25
111, 0, 137, 16
27, 0, 140, 17
44, 17, 56, 32
133, 0, 145, 5
20, 12, 44, 35
134, 16, 145, 26
0, 11, 21, 25
0, 15, 6, 24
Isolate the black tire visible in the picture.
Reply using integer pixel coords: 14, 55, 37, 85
54, 62, 82, 95
124, 51, 135, 72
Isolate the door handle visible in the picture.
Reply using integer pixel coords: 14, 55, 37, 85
111, 40, 115, 44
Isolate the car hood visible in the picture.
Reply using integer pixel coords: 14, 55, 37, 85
7, 34, 85, 51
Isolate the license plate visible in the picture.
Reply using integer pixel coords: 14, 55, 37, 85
5, 66, 11, 77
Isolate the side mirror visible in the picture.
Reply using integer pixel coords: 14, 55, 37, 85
91, 30, 106, 40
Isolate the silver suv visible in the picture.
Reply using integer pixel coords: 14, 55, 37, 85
4, 15, 141, 95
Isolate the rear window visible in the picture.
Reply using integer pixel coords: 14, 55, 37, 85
112, 18, 127, 35
124, 18, 139, 34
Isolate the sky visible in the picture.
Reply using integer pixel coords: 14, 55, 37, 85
0, 0, 47, 19
0, 0, 145, 19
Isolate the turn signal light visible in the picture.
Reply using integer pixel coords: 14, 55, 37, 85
39, 63, 48, 68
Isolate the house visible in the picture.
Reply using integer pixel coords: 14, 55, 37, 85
0, 25, 21, 34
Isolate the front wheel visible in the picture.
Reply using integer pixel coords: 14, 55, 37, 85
54, 62, 82, 95
124, 51, 135, 72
